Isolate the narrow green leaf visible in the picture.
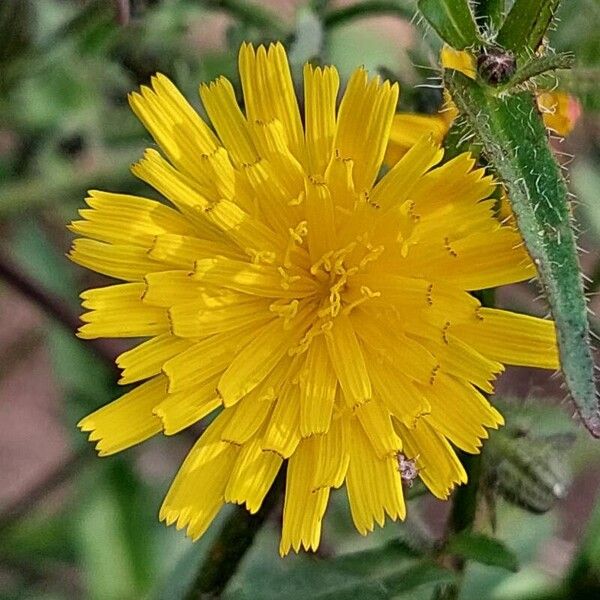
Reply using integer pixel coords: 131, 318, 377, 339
473, 0, 505, 31
418, 0, 480, 49
445, 532, 519, 572
501, 52, 575, 92
444, 69, 600, 438
225, 539, 453, 599
496, 0, 561, 56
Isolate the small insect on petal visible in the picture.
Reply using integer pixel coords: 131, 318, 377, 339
396, 452, 420, 487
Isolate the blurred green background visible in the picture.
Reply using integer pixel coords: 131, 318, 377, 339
1, 1, 600, 599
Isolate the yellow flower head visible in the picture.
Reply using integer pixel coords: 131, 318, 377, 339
69, 43, 559, 555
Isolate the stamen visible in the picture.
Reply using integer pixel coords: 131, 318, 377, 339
246, 248, 276, 264
444, 237, 458, 257
342, 286, 381, 315
270, 299, 299, 326
284, 220, 308, 268
278, 266, 301, 290
310, 251, 333, 277
442, 321, 451, 344
426, 283, 434, 306
359, 244, 384, 270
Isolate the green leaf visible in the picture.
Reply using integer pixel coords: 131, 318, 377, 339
473, 0, 505, 31
496, 0, 561, 56
445, 532, 519, 572
225, 539, 453, 599
444, 69, 600, 439
74, 460, 156, 600
417, 0, 480, 49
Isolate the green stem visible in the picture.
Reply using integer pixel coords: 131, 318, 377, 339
434, 443, 484, 600
323, 0, 414, 29
203, 0, 287, 36
185, 473, 284, 599
447, 453, 483, 536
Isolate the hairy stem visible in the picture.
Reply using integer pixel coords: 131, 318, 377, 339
323, 0, 414, 29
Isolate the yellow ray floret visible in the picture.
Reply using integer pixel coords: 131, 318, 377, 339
70, 42, 560, 554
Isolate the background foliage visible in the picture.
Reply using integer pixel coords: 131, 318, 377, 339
1, 1, 600, 599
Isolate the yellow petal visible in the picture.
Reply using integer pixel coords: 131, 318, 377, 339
537, 90, 581, 137
441, 46, 476, 78
355, 400, 402, 459
69, 239, 163, 281
304, 64, 339, 176
154, 376, 221, 434
225, 436, 282, 513
79, 283, 169, 339
280, 437, 330, 555
239, 43, 305, 164
203, 199, 284, 256
311, 414, 350, 490
426, 333, 504, 393
396, 417, 467, 499
411, 153, 494, 214
374, 134, 444, 211
384, 113, 448, 166
239, 157, 300, 235
148, 233, 242, 270
298, 335, 337, 436
193, 255, 315, 298
396, 228, 535, 290
217, 307, 313, 406
70, 191, 195, 247
423, 373, 503, 453
160, 411, 239, 540
78, 375, 167, 455
352, 311, 437, 384
163, 326, 258, 393
131, 149, 218, 241
168, 297, 271, 338
220, 390, 274, 445
365, 351, 431, 428
261, 382, 301, 458
346, 418, 405, 535
200, 76, 259, 165
116, 333, 193, 385
453, 308, 559, 369
334, 68, 399, 192
325, 313, 371, 407
143, 270, 203, 307
304, 175, 337, 264
128, 74, 219, 179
